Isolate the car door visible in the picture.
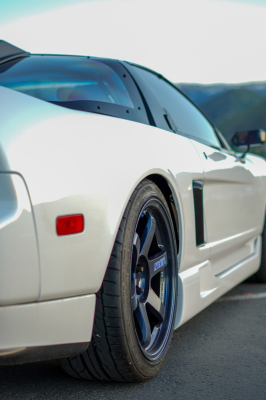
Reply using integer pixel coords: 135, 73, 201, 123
125, 63, 263, 276
190, 139, 264, 275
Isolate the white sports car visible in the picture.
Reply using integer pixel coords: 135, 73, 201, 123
0, 40, 266, 382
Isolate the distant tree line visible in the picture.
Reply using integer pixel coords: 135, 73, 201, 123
177, 82, 266, 158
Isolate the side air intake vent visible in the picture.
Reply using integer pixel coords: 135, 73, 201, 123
192, 180, 205, 246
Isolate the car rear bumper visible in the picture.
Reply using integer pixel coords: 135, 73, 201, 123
0, 294, 96, 365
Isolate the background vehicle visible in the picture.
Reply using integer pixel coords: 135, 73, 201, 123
0, 41, 265, 382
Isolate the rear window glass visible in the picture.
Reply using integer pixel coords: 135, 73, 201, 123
0, 55, 134, 108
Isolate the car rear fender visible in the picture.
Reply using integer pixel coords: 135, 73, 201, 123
0, 86, 205, 302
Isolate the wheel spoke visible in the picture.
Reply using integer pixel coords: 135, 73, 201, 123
135, 303, 151, 348
146, 326, 160, 350
149, 250, 167, 278
131, 233, 141, 301
140, 213, 156, 257
146, 288, 165, 323
131, 293, 138, 311
133, 232, 140, 261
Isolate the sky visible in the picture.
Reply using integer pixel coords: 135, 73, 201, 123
0, 0, 266, 84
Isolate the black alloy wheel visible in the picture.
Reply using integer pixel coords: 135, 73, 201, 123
60, 179, 178, 382
131, 200, 176, 361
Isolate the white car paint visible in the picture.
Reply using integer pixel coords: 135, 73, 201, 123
191, 140, 266, 274
0, 84, 266, 350
0, 294, 95, 350
0, 173, 39, 305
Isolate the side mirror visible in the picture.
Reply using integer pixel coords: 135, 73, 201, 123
232, 129, 266, 147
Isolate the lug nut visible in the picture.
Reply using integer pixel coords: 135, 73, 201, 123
136, 286, 144, 295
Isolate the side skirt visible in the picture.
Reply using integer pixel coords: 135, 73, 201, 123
174, 235, 261, 328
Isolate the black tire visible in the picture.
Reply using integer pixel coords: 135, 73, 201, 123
60, 179, 178, 382
254, 217, 266, 283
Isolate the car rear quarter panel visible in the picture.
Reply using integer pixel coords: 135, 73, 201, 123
0, 86, 208, 302
0, 173, 39, 305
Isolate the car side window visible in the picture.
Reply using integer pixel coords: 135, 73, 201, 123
0, 56, 149, 125
132, 66, 220, 148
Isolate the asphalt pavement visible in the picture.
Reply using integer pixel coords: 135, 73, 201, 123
1, 282, 265, 400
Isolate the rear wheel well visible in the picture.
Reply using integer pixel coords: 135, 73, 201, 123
146, 174, 179, 254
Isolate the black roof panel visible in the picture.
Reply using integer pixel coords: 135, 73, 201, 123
0, 41, 29, 63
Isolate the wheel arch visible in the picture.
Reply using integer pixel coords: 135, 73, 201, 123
144, 174, 184, 330
146, 174, 179, 255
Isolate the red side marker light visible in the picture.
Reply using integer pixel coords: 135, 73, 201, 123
56, 214, 84, 236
